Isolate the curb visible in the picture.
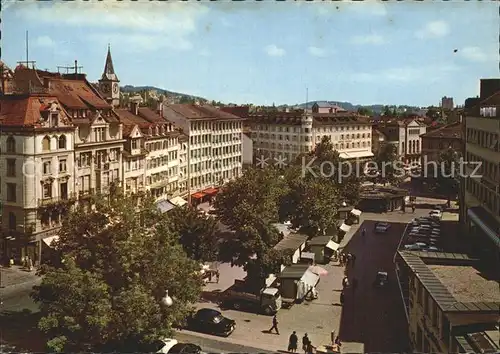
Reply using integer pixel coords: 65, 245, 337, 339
175, 329, 284, 353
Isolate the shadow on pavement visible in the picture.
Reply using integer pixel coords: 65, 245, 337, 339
337, 220, 410, 353
0, 310, 46, 352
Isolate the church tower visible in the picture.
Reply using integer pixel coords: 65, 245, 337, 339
98, 45, 120, 108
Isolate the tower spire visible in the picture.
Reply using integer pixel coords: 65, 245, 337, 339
101, 44, 118, 81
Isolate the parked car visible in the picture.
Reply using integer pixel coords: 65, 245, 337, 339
373, 271, 389, 287
98, 339, 203, 354
374, 222, 391, 233
422, 246, 442, 252
429, 210, 443, 219
186, 308, 236, 337
404, 244, 422, 250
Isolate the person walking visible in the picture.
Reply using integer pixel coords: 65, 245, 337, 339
342, 275, 349, 288
306, 341, 315, 354
340, 290, 345, 306
302, 333, 310, 353
412, 204, 416, 213
288, 331, 298, 352
269, 314, 280, 334
351, 253, 356, 267
361, 228, 366, 237
215, 270, 220, 284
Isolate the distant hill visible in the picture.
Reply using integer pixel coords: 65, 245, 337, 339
290, 101, 424, 115
120, 85, 207, 103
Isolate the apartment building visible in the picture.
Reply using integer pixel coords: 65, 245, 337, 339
460, 79, 500, 257
441, 96, 454, 110
376, 118, 427, 166
0, 91, 76, 264
248, 111, 373, 163
116, 96, 182, 200
420, 121, 463, 169
395, 250, 499, 353
161, 104, 244, 203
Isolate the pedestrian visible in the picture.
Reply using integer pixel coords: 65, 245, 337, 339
302, 333, 310, 353
340, 290, 345, 305
331, 330, 336, 346
352, 278, 358, 293
351, 253, 356, 267
335, 336, 342, 347
412, 204, 416, 213
306, 341, 315, 354
215, 270, 220, 284
342, 276, 348, 288
361, 228, 366, 237
288, 331, 298, 352
269, 314, 280, 335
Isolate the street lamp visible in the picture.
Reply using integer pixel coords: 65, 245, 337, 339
161, 290, 173, 307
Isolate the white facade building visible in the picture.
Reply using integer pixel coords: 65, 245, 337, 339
162, 104, 244, 203
248, 112, 374, 163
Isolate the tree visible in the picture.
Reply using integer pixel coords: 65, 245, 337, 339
281, 166, 340, 237
212, 166, 288, 231
426, 106, 441, 121
357, 107, 373, 116
168, 206, 219, 262
245, 248, 293, 287
31, 191, 203, 352
382, 105, 392, 116
435, 148, 460, 206
373, 144, 402, 186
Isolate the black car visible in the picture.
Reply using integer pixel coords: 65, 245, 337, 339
187, 308, 236, 337
168, 343, 203, 354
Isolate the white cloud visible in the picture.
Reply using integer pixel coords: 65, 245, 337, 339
265, 44, 286, 57
415, 20, 450, 39
308, 46, 327, 57
34, 35, 56, 48
459, 46, 492, 62
351, 64, 459, 83
11, 0, 209, 52
351, 34, 385, 45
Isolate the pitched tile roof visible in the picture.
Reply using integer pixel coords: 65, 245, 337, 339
163, 104, 245, 121
421, 122, 462, 139
0, 95, 70, 127
115, 106, 178, 138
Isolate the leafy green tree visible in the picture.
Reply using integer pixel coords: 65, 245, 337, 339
281, 166, 340, 237
426, 106, 441, 120
382, 105, 392, 116
373, 144, 402, 186
435, 148, 460, 206
357, 107, 373, 116
31, 191, 202, 352
245, 248, 293, 287
168, 206, 219, 262
212, 166, 288, 231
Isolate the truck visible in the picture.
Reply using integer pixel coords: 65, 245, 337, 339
221, 279, 282, 315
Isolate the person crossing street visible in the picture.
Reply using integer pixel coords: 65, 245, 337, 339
269, 314, 280, 334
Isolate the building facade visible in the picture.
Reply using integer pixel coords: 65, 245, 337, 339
248, 112, 373, 163
420, 122, 463, 170
441, 96, 454, 110
161, 104, 244, 203
376, 118, 427, 166
460, 79, 500, 258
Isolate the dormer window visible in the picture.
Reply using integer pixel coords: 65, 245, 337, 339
132, 139, 138, 150
155, 126, 159, 135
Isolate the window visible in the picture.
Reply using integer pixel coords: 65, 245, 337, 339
60, 182, 68, 199
43, 160, 52, 175
59, 159, 67, 173
8, 212, 16, 230
6, 183, 16, 202
7, 159, 16, 177
94, 128, 105, 142
6, 136, 15, 153
42, 136, 51, 151
43, 183, 52, 199
132, 139, 138, 149
58, 135, 67, 149
50, 113, 59, 127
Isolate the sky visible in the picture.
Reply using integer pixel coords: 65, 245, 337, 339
2, 0, 499, 107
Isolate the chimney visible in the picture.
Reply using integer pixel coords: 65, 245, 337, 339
43, 77, 51, 90
130, 101, 139, 115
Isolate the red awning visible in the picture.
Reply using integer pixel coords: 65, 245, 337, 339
192, 192, 206, 199
203, 187, 218, 195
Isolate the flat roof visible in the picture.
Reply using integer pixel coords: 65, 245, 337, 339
428, 264, 500, 303
273, 233, 308, 252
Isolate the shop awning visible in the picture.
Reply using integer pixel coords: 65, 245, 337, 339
42, 235, 59, 247
339, 223, 351, 232
350, 208, 362, 216
192, 192, 206, 199
467, 207, 500, 248
339, 151, 374, 159
156, 200, 175, 213
169, 196, 188, 207
203, 187, 218, 195
325, 240, 340, 251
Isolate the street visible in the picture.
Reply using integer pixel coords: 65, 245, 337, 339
339, 218, 410, 353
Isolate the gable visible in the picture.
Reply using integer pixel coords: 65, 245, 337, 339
90, 112, 109, 127
407, 120, 421, 128
129, 125, 143, 138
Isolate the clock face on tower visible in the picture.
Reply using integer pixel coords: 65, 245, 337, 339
113, 83, 118, 94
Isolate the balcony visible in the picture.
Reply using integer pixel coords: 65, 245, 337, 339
78, 188, 95, 198
38, 192, 77, 207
